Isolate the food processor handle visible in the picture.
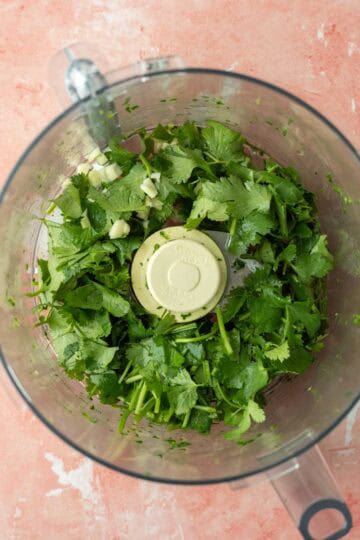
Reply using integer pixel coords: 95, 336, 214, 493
269, 444, 352, 539
49, 43, 184, 147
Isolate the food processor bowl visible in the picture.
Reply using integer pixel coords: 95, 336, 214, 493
1, 49, 359, 540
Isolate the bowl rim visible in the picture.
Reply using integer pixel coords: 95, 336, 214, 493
1, 67, 359, 486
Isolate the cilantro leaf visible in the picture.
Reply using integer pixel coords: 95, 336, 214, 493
53, 183, 83, 219
272, 346, 313, 374
105, 139, 137, 175
202, 120, 245, 161
161, 144, 199, 183
222, 288, 246, 323
265, 341, 290, 362
247, 400, 266, 423
168, 369, 198, 416
92, 281, 130, 317
64, 284, 103, 310
289, 302, 321, 338
86, 370, 121, 404
224, 399, 265, 442
228, 211, 274, 256
294, 235, 333, 283
201, 176, 271, 219
161, 145, 214, 183
186, 196, 229, 228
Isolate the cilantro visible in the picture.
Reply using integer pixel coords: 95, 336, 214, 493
201, 176, 271, 219
228, 211, 274, 256
202, 120, 245, 161
168, 369, 198, 416
265, 341, 290, 362
33, 119, 333, 445
53, 183, 83, 219
293, 235, 333, 283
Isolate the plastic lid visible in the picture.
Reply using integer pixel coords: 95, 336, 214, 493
131, 226, 228, 322
146, 239, 221, 312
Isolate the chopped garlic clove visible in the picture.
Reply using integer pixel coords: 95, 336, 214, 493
150, 198, 163, 210
109, 219, 130, 239
76, 162, 91, 175
88, 170, 102, 188
140, 177, 158, 198
150, 172, 161, 182
85, 146, 102, 162
104, 163, 122, 182
62, 177, 72, 189
96, 153, 108, 165
137, 208, 150, 220
145, 196, 163, 210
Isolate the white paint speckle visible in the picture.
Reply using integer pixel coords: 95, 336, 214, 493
18, 497, 26, 502
320, 71, 326, 77
344, 401, 360, 445
351, 98, 356, 113
336, 448, 356, 457
177, 523, 185, 540
317, 23, 328, 47
348, 42, 359, 57
44, 452, 107, 524
14, 507, 22, 518
45, 452, 98, 501
226, 61, 239, 72
317, 23, 325, 41
46, 488, 64, 497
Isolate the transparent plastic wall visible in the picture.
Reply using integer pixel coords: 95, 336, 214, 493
1, 70, 359, 486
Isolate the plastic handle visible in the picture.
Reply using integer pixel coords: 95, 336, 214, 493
49, 42, 185, 146
268, 445, 352, 539
299, 499, 352, 540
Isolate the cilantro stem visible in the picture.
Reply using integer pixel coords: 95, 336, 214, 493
139, 154, 152, 176
202, 360, 211, 385
270, 187, 288, 238
175, 327, 217, 344
215, 307, 233, 356
230, 217, 237, 237
129, 383, 142, 410
169, 322, 198, 335
118, 359, 133, 384
152, 391, 161, 414
46, 202, 56, 215
283, 305, 290, 339
125, 374, 143, 384
213, 379, 238, 409
182, 410, 191, 428
164, 407, 174, 422
118, 408, 131, 433
194, 405, 217, 413
135, 396, 155, 423
135, 381, 147, 414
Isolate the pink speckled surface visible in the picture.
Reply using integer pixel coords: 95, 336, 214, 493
1, 1, 359, 539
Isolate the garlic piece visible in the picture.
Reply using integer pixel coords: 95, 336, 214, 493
88, 170, 102, 188
104, 163, 122, 182
140, 177, 158, 198
86, 146, 102, 162
76, 162, 91, 175
96, 153, 108, 165
109, 219, 130, 239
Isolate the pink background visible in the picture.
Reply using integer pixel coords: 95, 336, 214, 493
0, 1, 359, 538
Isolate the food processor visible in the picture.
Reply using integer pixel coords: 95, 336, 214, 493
1, 44, 359, 540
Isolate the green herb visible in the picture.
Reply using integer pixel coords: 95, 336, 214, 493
33, 119, 333, 442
